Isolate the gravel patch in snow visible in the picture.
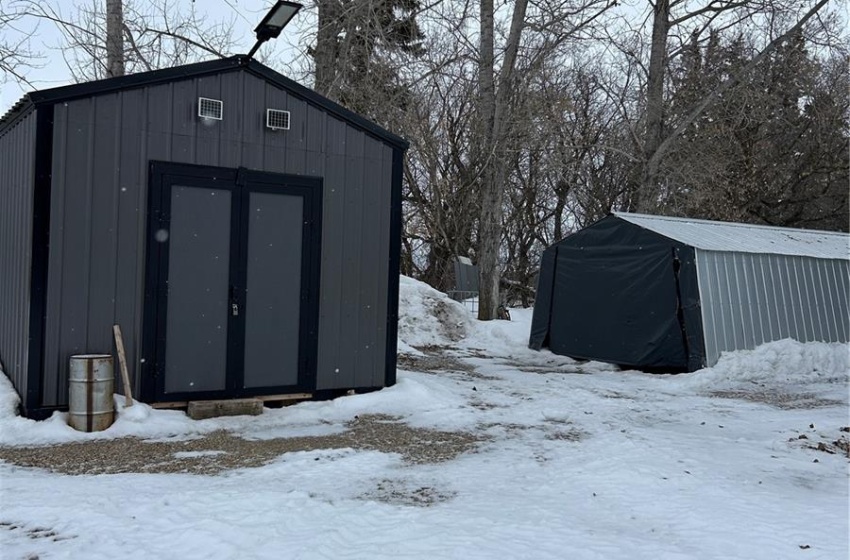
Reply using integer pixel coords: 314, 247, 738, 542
359, 478, 457, 507
709, 390, 844, 409
0, 415, 484, 475
397, 351, 477, 374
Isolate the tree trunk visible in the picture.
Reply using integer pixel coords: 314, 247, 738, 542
636, 0, 670, 211
477, 0, 528, 320
105, 0, 124, 77
313, 0, 341, 97
477, 0, 498, 320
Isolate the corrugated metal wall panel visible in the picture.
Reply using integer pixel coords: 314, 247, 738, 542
47, 99, 98, 406
372, 145, 393, 387
286, 95, 308, 174
816, 262, 839, 339
240, 75, 265, 169
42, 106, 67, 406
171, 80, 196, 164
768, 255, 793, 340
0, 110, 36, 401
357, 136, 383, 385
306, 105, 325, 153
829, 259, 849, 341
219, 73, 242, 168
738, 253, 762, 346
316, 150, 346, 388
336, 126, 366, 389
88, 95, 121, 356
697, 250, 850, 366
115, 88, 147, 400
43, 69, 396, 405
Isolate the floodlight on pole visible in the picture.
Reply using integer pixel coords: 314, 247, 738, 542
246, 1, 303, 60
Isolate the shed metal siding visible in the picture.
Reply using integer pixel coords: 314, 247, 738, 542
0, 110, 36, 401
42, 69, 394, 406
696, 250, 850, 366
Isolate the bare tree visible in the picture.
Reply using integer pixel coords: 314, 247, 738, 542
388, 0, 619, 308
663, 28, 848, 231
18, 0, 236, 82
633, 0, 835, 211
396, 25, 481, 290
475, 0, 617, 319
0, 4, 40, 86
475, 0, 529, 319
309, 0, 424, 115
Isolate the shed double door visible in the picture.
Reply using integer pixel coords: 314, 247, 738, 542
144, 162, 322, 402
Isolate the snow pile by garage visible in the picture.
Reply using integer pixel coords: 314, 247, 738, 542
396, 276, 545, 361
397, 275, 472, 352
672, 338, 849, 392
0, 368, 19, 419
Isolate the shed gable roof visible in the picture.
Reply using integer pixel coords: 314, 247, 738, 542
614, 212, 849, 260
0, 56, 408, 150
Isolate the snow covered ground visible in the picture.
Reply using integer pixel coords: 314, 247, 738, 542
1, 277, 848, 559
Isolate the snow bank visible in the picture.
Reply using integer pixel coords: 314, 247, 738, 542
0, 375, 79, 446
397, 276, 546, 361
673, 338, 849, 390
397, 275, 471, 350
0, 369, 20, 419
0, 368, 471, 446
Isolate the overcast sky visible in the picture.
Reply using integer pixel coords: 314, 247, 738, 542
0, 0, 310, 112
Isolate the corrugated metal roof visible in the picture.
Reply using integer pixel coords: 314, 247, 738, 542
0, 95, 34, 137
614, 212, 850, 260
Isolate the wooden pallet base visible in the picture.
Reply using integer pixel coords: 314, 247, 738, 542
257, 392, 313, 403
151, 392, 314, 412
187, 398, 263, 420
258, 393, 314, 408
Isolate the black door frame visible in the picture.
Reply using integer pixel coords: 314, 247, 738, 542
141, 161, 323, 402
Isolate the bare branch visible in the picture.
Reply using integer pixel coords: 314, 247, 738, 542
649, 0, 832, 172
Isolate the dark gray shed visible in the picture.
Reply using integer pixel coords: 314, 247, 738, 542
0, 56, 407, 418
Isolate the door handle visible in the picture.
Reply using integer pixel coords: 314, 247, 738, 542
230, 286, 239, 316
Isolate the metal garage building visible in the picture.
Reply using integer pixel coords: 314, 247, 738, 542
530, 212, 849, 371
0, 56, 407, 418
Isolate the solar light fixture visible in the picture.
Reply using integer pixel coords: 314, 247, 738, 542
246, 1, 303, 59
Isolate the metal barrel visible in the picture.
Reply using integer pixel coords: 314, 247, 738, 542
68, 354, 115, 432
